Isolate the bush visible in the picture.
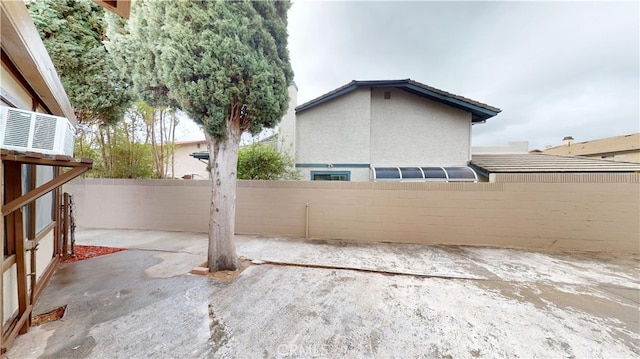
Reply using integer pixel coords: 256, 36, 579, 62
237, 142, 300, 180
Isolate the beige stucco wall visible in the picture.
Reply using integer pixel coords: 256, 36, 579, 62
295, 87, 475, 181
66, 176, 640, 253
169, 141, 208, 179
296, 88, 372, 165
277, 84, 298, 159
370, 88, 472, 166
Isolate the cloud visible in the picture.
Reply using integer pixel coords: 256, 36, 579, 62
288, 1, 639, 150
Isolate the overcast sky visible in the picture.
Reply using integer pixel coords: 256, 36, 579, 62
178, 1, 639, 151
286, 0, 639, 150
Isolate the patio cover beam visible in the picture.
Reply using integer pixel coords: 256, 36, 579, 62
2, 166, 89, 217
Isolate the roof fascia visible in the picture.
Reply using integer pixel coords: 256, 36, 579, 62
295, 82, 359, 113
400, 83, 499, 122
295, 79, 500, 122
1, 1, 76, 123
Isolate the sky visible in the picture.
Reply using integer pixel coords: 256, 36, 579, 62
178, 1, 639, 151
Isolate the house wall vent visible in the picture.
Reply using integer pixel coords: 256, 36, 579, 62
0, 105, 76, 157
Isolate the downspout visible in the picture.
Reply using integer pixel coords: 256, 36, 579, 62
305, 202, 310, 239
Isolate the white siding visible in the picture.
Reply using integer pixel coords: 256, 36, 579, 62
370, 88, 471, 166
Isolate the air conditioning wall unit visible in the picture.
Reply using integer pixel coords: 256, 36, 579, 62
0, 105, 75, 157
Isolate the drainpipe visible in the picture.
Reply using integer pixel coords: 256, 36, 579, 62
305, 202, 310, 239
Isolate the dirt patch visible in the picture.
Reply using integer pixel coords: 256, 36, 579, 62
198, 258, 253, 283
65, 245, 126, 263
32, 305, 67, 326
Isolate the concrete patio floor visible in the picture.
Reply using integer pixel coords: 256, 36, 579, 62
7, 228, 640, 358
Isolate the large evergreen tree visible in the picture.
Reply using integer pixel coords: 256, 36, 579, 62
27, 0, 131, 126
120, 0, 293, 271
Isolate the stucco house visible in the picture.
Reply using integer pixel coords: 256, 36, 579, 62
0, 0, 128, 353
282, 79, 501, 181
170, 140, 208, 179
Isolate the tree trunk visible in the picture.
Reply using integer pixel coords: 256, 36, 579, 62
206, 116, 241, 272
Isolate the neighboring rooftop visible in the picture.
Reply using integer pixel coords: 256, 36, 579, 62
542, 133, 640, 159
470, 153, 640, 175
176, 139, 206, 146
295, 79, 501, 122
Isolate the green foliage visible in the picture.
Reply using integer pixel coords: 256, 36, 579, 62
237, 142, 300, 180
79, 114, 155, 179
105, 141, 155, 179
27, 0, 131, 125
117, 0, 294, 139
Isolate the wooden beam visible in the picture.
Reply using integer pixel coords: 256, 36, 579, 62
28, 165, 36, 240
32, 255, 58, 304
4, 162, 29, 334
2, 255, 16, 273
54, 167, 61, 257
2, 166, 88, 217
0, 154, 92, 168
1, 303, 33, 353
62, 193, 70, 260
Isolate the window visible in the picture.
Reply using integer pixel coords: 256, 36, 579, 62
311, 171, 350, 181
35, 166, 54, 234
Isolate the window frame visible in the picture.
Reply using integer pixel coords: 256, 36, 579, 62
310, 171, 351, 181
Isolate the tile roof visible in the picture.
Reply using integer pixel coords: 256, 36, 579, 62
470, 154, 640, 174
295, 79, 501, 122
542, 133, 640, 157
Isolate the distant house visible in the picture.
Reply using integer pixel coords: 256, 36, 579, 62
186, 79, 502, 182
170, 140, 208, 179
542, 134, 640, 163
285, 79, 501, 181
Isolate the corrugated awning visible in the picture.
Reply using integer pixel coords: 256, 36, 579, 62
371, 166, 478, 182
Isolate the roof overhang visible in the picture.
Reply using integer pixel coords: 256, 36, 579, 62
1, 1, 76, 123
295, 79, 501, 123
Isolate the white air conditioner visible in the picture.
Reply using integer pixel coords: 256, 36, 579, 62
0, 105, 75, 157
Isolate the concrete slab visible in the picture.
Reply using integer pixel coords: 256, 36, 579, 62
7, 228, 639, 358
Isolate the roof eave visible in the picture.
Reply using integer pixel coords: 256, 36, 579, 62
295, 79, 501, 122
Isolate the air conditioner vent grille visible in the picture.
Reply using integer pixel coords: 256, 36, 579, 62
33, 114, 57, 150
5, 109, 31, 147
